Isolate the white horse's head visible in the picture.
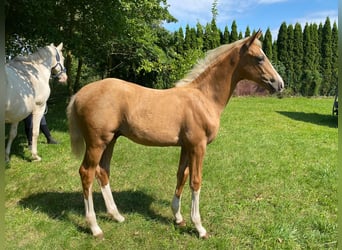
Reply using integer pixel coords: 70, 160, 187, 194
50, 43, 68, 83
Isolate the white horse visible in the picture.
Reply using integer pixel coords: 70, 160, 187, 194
5, 43, 68, 162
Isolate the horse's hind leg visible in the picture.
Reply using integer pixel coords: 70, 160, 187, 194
79, 146, 105, 238
97, 138, 125, 222
172, 146, 189, 226
5, 122, 18, 162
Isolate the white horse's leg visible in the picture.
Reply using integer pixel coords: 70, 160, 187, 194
100, 183, 125, 222
31, 108, 45, 161
5, 123, 18, 162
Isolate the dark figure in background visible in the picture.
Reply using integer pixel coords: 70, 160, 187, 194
24, 114, 58, 148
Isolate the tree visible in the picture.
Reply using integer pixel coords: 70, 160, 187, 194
203, 23, 212, 51
196, 22, 204, 50
184, 25, 192, 51
292, 23, 303, 92
221, 25, 230, 44
286, 24, 294, 91
320, 17, 333, 95
210, 19, 221, 49
300, 70, 322, 96
263, 28, 273, 59
272, 41, 278, 63
277, 22, 289, 86
174, 27, 184, 54
244, 26, 251, 37
277, 22, 288, 64
6, 0, 177, 92
331, 21, 338, 94
230, 20, 238, 42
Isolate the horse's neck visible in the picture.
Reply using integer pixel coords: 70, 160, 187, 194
13, 48, 54, 70
191, 51, 239, 113
9, 57, 52, 92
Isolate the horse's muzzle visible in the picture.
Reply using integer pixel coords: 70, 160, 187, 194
58, 73, 68, 83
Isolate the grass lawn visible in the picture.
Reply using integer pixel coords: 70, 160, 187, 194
5, 94, 337, 249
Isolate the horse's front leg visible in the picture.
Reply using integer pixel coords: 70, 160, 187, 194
5, 122, 18, 162
189, 142, 209, 239
31, 109, 45, 161
172, 147, 189, 226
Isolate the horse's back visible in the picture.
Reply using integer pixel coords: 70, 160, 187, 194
73, 78, 220, 147
73, 78, 180, 145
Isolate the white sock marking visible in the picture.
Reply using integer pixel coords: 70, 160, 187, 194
172, 194, 184, 224
191, 189, 207, 237
101, 184, 125, 222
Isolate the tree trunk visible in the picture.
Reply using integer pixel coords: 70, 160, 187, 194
65, 50, 73, 96
73, 58, 83, 93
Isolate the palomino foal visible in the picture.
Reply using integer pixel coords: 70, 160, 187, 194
67, 31, 284, 239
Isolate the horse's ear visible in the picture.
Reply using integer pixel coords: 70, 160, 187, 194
246, 29, 262, 48
57, 43, 63, 50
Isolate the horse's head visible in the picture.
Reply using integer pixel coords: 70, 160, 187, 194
50, 43, 68, 83
237, 30, 284, 93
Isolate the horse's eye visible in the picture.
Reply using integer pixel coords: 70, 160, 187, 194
257, 55, 265, 64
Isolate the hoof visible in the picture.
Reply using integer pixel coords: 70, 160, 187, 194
174, 220, 186, 227
94, 232, 104, 240
200, 232, 209, 240
31, 155, 42, 162
109, 213, 125, 223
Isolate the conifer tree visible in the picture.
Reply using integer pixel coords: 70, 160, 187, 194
302, 23, 312, 70
277, 22, 289, 85
311, 23, 320, 69
222, 25, 229, 44
272, 41, 278, 63
245, 26, 251, 37
277, 22, 288, 65
203, 23, 212, 51
190, 27, 198, 49
230, 20, 238, 42
210, 18, 221, 49
320, 17, 333, 95
331, 21, 338, 93
196, 22, 204, 50
292, 23, 303, 91
174, 27, 184, 54
263, 28, 273, 59
184, 24, 192, 51
301, 23, 321, 95
286, 24, 294, 90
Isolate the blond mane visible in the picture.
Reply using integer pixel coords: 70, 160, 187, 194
176, 36, 255, 87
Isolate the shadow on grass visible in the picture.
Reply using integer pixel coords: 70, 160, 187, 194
18, 190, 172, 235
276, 111, 338, 128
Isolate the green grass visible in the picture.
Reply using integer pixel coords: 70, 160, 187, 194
5, 95, 337, 249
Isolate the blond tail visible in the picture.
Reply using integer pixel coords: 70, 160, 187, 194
66, 95, 85, 158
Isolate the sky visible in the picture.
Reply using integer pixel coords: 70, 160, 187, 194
163, 0, 338, 39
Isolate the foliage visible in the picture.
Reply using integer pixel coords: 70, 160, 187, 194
5, 92, 337, 249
